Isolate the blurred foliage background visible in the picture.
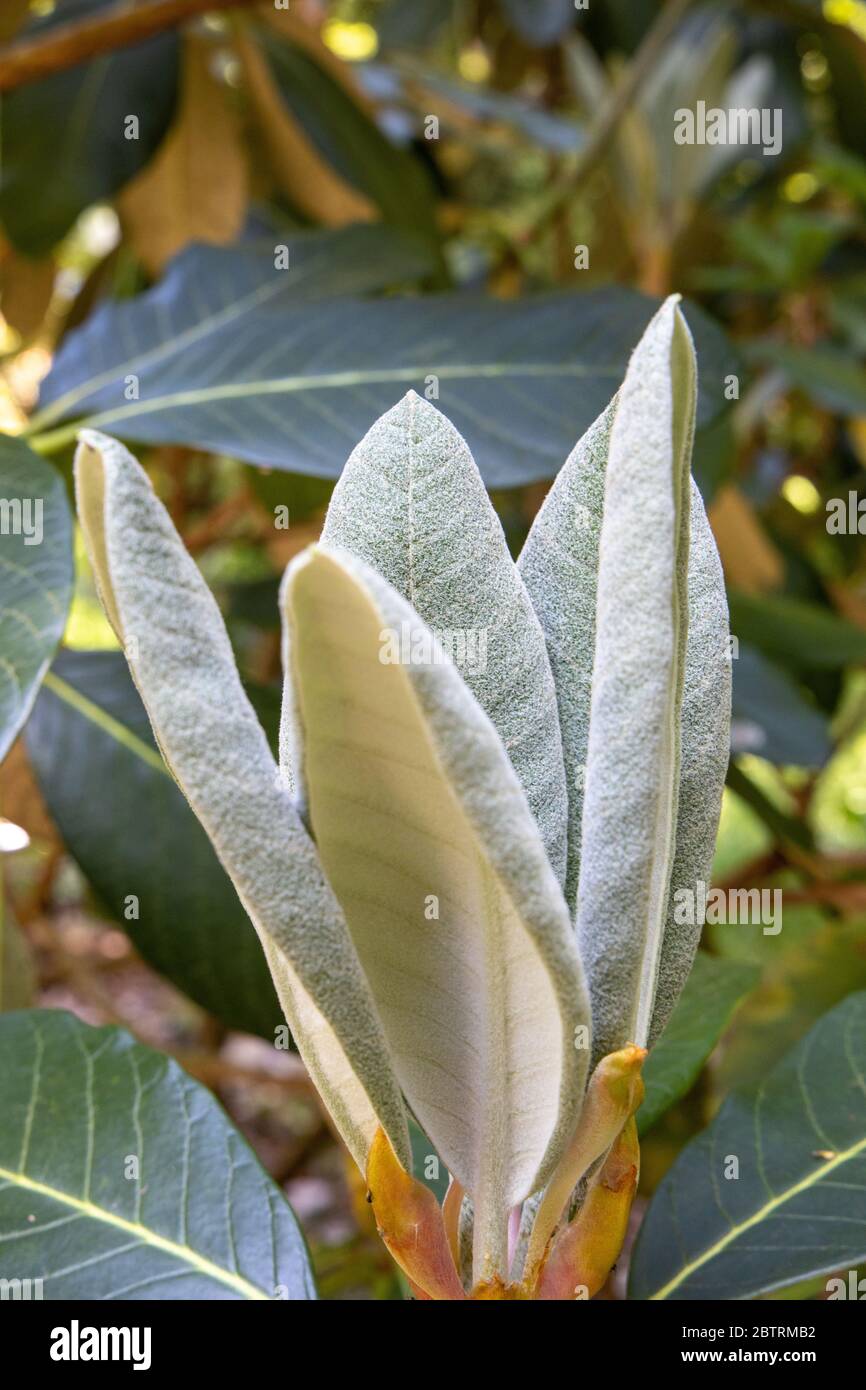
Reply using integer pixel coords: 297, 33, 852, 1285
2, 0, 866, 1299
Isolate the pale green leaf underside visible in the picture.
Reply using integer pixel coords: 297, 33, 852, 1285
320, 391, 568, 883
73, 430, 410, 1174
0, 1010, 315, 1299
283, 546, 590, 1274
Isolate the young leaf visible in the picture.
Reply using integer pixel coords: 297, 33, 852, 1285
73, 430, 410, 1175
517, 397, 617, 914
520, 405, 731, 1045
650, 480, 730, 1044
574, 296, 694, 1060
629, 992, 866, 1300
0, 436, 73, 765
282, 545, 590, 1282
0, 1009, 315, 1299
321, 392, 568, 883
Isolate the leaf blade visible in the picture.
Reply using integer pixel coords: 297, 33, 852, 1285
283, 546, 590, 1277
0, 1009, 315, 1299
0, 436, 73, 764
74, 430, 410, 1173
629, 992, 866, 1300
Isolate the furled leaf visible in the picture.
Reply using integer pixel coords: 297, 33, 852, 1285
650, 471, 731, 1045
520, 300, 730, 1055
517, 398, 617, 914
638, 953, 758, 1136
0, 436, 73, 765
321, 392, 568, 883
0, 1009, 315, 1299
629, 992, 866, 1300
26, 650, 281, 1038
282, 546, 590, 1281
573, 298, 694, 1060
31, 274, 734, 485
73, 430, 410, 1174
0, 0, 179, 255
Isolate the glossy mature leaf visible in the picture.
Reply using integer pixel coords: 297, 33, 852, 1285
638, 953, 758, 1136
26, 649, 281, 1038
0, 1010, 315, 1299
32, 271, 734, 485
731, 644, 831, 766
0, 0, 179, 255
256, 25, 437, 237
283, 546, 590, 1279
728, 590, 866, 671
630, 992, 866, 1300
321, 392, 568, 884
0, 437, 73, 764
74, 432, 410, 1173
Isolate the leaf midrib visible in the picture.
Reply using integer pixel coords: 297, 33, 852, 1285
28, 363, 621, 455
0, 1164, 269, 1299
43, 670, 168, 775
650, 1133, 866, 1300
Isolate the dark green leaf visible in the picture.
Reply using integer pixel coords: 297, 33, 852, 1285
257, 25, 437, 238
0, 0, 179, 254
0, 1009, 315, 1299
629, 992, 866, 1300
729, 591, 866, 671
639, 954, 759, 1137
745, 341, 866, 416
0, 436, 73, 764
731, 644, 831, 767
25, 650, 282, 1038
32, 256, 735, 485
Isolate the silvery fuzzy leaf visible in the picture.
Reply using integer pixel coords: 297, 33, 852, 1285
649, 483, 730, 1045
319, 391, 569, 885
520, 322, 730, 1057
517, 396, 617, 916
565, 297, 698, 1060
73, 430, 410, 1175
281, 544, 590, 1282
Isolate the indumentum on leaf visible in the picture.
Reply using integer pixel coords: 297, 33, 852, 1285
73, 294, 730, 1300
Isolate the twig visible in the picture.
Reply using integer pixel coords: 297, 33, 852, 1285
0, 0, 261, 91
